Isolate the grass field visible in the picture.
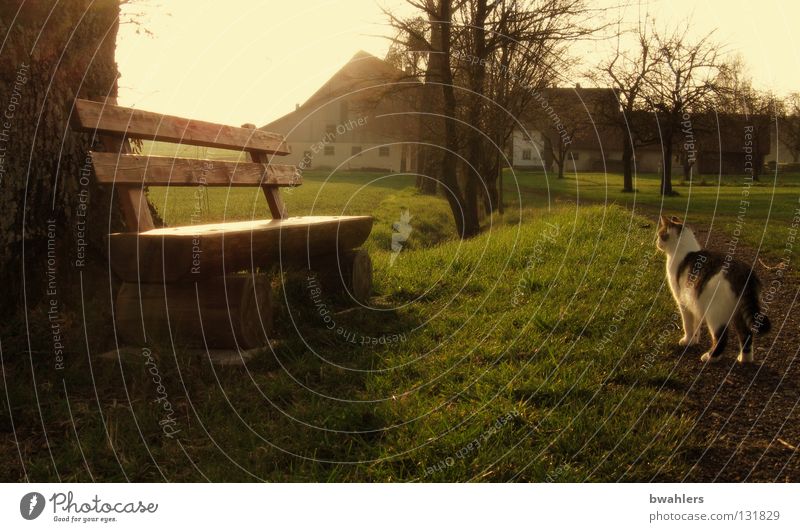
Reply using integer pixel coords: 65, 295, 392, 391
5, 165, 799, 481
6, 203, 699, 481
505, 169, 800, 261
148, 153, 800, 263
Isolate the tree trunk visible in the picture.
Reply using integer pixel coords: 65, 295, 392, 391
0, 0, 135, 324
435, 0, 478, 238
556, 140, 567, 179
481, 153, 500, 214
752, 153, 762, 182
621, 134, 634, 192
415, 5, 443, 195
683, 158, 693, 182
464, 0, 488, 220
497, 156, 504, 214
752, 129, 762, 182
542, 136, 554, 173
661, 134, 674, 195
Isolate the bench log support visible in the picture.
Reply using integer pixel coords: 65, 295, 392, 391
115, 273, 273, 349
309, 249, 373, 303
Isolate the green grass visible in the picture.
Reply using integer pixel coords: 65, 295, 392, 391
148, 156, 800, 263
5, 201, 700, 481
8, 162, 796, 482
503, 169, 800, 261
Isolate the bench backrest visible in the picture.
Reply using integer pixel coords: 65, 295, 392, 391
70, 98, 301, 232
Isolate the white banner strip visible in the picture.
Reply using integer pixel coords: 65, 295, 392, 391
2, 483, 798, 531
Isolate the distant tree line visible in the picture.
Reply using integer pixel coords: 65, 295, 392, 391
594, 22, 783, 195
385, 0, 604, 238
387, 4, 800, 238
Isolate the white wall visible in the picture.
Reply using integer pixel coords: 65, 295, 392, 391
285, 141, 406, 172
512, 129, 547, 169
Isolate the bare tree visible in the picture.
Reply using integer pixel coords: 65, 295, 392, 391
461, 0, 604, 211
386, 0, 605, 236
386, 0, 480, 236
592, 20, 660, 191
643, 25, 725, 195
386, 15, 442, 194
538, 89, 595, 179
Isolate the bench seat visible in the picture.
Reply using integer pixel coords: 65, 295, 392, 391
110, 215, 373, 283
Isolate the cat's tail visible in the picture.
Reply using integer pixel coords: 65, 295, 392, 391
741, 275, 771, 335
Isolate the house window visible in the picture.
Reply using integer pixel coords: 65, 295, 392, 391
379, 146, 390, 157
325, 124, 336, 138
340, 101, 349, 122
521, 149, 532, 161
324, 145, 335, 156
351, 146, 362, 156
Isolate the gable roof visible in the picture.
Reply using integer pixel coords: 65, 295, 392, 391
262, 50, 413, 134
302, 50, 410, 108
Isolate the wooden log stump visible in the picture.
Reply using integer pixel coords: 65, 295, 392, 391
115, 273, 272, 349
309, 249, 373, 303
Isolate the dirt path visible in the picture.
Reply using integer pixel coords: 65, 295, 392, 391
659, 222, 800, 482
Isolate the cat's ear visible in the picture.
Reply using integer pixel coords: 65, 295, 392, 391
669, 216, 684, 233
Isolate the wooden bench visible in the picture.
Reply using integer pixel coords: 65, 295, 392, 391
71, 98, 373, 350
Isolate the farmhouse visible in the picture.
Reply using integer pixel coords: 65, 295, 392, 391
262, 51, 419, 173
513, 86, 628, 172
266, 51, 775, 179
512, 85, 774, 177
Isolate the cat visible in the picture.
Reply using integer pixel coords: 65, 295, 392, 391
656, 215, 771, 363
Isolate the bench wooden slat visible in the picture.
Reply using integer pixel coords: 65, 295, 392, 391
73, 99, 290, 155
91, 153, 302, 187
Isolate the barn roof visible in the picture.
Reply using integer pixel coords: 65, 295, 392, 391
302, 50, 410, 108
262, 50, 414, 133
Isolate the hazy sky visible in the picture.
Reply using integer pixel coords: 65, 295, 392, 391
116, 0, 800, 126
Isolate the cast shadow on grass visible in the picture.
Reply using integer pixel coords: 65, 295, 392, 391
1, 270, 425, 481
